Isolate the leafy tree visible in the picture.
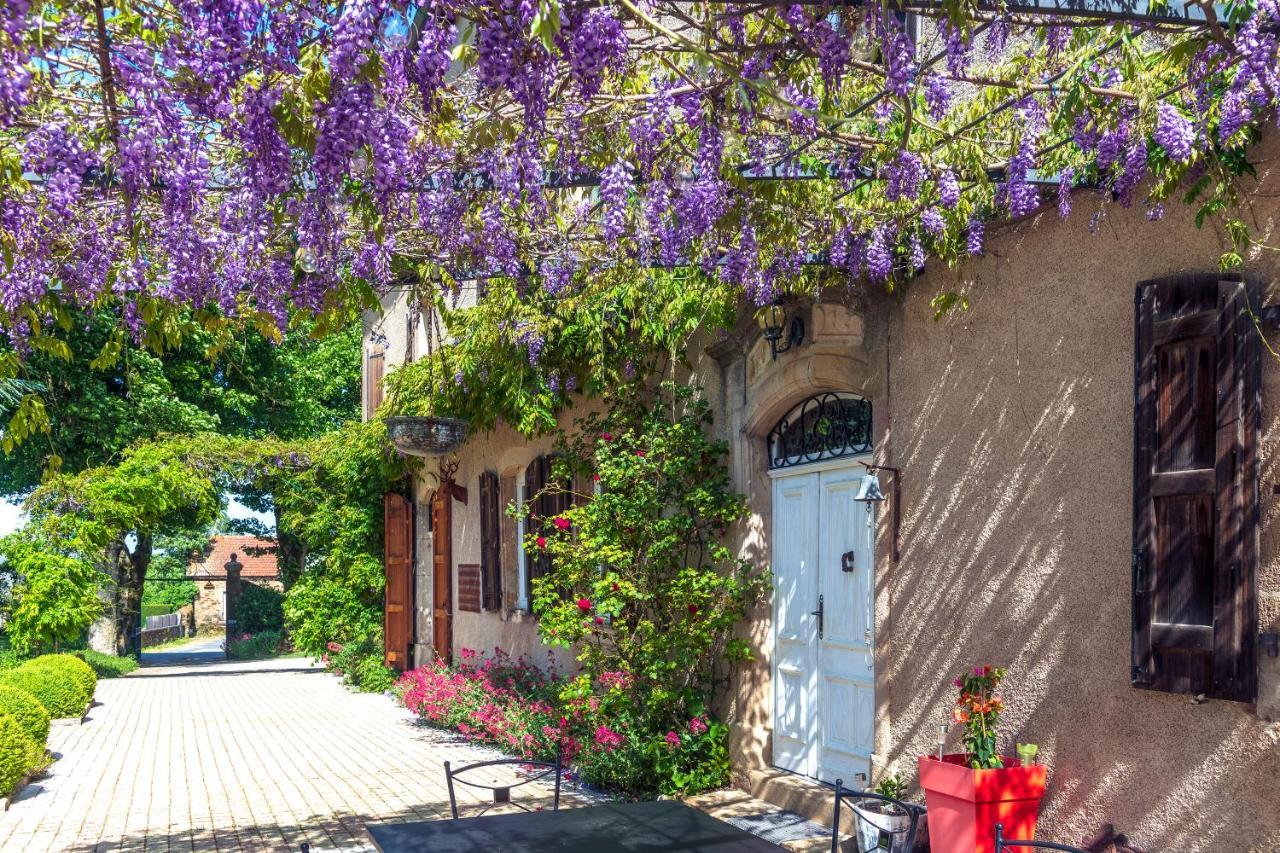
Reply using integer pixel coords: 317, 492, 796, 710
21, 439, 221, 655
0, 310, 360, 653
141, 528, 206, 613
0, 310, 360, 498
0, 533, 105, 654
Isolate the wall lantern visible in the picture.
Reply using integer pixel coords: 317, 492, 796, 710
857, 463, 902, 563
203, 579, 215, 590
757, 298, 804, 360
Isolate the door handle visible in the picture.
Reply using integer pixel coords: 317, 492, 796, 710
810, 594, 824, 640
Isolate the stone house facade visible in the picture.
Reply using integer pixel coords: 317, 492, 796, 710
365, 138, 1280, 850
186, 535, 281, 633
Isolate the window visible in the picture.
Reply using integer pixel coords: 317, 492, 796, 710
522, 454, 571, 606
1132, 274, 1258, 702
478, 470, 502, 610
767, 392, 872, 469
516, 472, 529, 611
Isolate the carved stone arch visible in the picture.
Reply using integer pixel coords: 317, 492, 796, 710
744, 349, 875, 440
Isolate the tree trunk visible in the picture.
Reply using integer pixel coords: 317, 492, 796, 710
118, 532, 153, 657
87, 540, 125, 655
273, 504, 306, 588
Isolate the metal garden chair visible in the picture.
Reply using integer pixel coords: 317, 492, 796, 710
443, 751, 563, 819
830, 778, 925, 853
995, 823, 1089, 853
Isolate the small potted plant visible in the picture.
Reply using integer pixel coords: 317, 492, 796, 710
918, 666, 1047, 853
852, 772, 916, 853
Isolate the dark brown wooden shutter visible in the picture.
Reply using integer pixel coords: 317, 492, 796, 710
366, 345, 385, 418
1133, 275, 1258, 702
383, 493, 414, 671
525, 456, 549, 602
479, 470, 502, 610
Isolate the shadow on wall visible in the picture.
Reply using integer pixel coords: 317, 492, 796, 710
880, 220, 1280, 853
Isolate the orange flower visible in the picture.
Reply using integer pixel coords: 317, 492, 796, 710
952, 708, 970, 724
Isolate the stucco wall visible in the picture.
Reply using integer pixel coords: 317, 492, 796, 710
868, 161, 1280, 849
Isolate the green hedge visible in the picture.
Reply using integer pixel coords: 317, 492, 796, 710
0, 684, 50, 746
0, 665, 88, 719
26, 654, 97, 700
75, 650, 138, 679
0, 712, 37, 797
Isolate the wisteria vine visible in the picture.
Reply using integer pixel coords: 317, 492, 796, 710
0, 0, 1278, 359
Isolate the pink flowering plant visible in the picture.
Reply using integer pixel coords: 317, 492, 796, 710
514, 386, 765, 795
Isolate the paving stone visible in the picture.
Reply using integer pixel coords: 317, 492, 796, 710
0, 638, 582, 852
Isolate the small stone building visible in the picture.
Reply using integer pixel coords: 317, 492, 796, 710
186, 535, 280, 633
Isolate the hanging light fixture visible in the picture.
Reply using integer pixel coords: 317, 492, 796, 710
756, 297, 804, 360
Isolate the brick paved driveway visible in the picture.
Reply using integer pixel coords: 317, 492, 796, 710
0, 639, 566, 852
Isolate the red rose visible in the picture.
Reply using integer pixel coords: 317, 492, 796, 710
554, 516, 571, 531
610, 582, 619, 592
601, 432, 613, 442
687, 604, 698, 616
536, 536, 547, 549
594, 616, 605, 626
593, 473, 600, 481
635, 450, 646, 457
577, 598, 592, 612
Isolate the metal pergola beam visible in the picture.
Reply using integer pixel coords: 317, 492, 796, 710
720, 0, 1223, 25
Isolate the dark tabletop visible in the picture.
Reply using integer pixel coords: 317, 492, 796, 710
366, 800, 788, 852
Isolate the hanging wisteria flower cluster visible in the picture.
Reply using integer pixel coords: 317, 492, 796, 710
1, 0, 1279, 349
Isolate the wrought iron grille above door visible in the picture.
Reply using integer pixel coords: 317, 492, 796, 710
768, 393, 872, 469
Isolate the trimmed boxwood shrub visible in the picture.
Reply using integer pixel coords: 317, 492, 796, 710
0, 665, 88, 719
0, 684, 50, 746
76, 650, 138, 679
0, 712, 37, 797
27, 654, 97, 699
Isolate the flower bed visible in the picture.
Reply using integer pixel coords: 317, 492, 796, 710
226, 630, 289, 661
396, 648, 730, 798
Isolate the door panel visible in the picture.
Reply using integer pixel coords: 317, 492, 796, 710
771, 462, 875, 785
816, 468, 875, 784
771, 472, 819, 776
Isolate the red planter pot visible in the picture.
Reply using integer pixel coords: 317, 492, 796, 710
918, 754, 1047, 853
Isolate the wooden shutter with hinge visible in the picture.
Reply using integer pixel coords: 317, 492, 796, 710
1133, 274, 1258, 702
366, 345, 385, 418
383, 493, 414, 671
479, 470, 502, 610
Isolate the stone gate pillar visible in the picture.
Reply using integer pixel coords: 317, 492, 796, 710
224, 552, 243, 646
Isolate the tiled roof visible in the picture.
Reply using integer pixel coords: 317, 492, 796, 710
187, 535, 279, 579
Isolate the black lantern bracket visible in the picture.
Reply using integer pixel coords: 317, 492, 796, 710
759, 299, 805, 360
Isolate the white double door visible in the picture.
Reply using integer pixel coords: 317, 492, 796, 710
771, 461, 876, 784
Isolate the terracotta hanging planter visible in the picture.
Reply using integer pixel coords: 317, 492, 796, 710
918, 753, 1047, 853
